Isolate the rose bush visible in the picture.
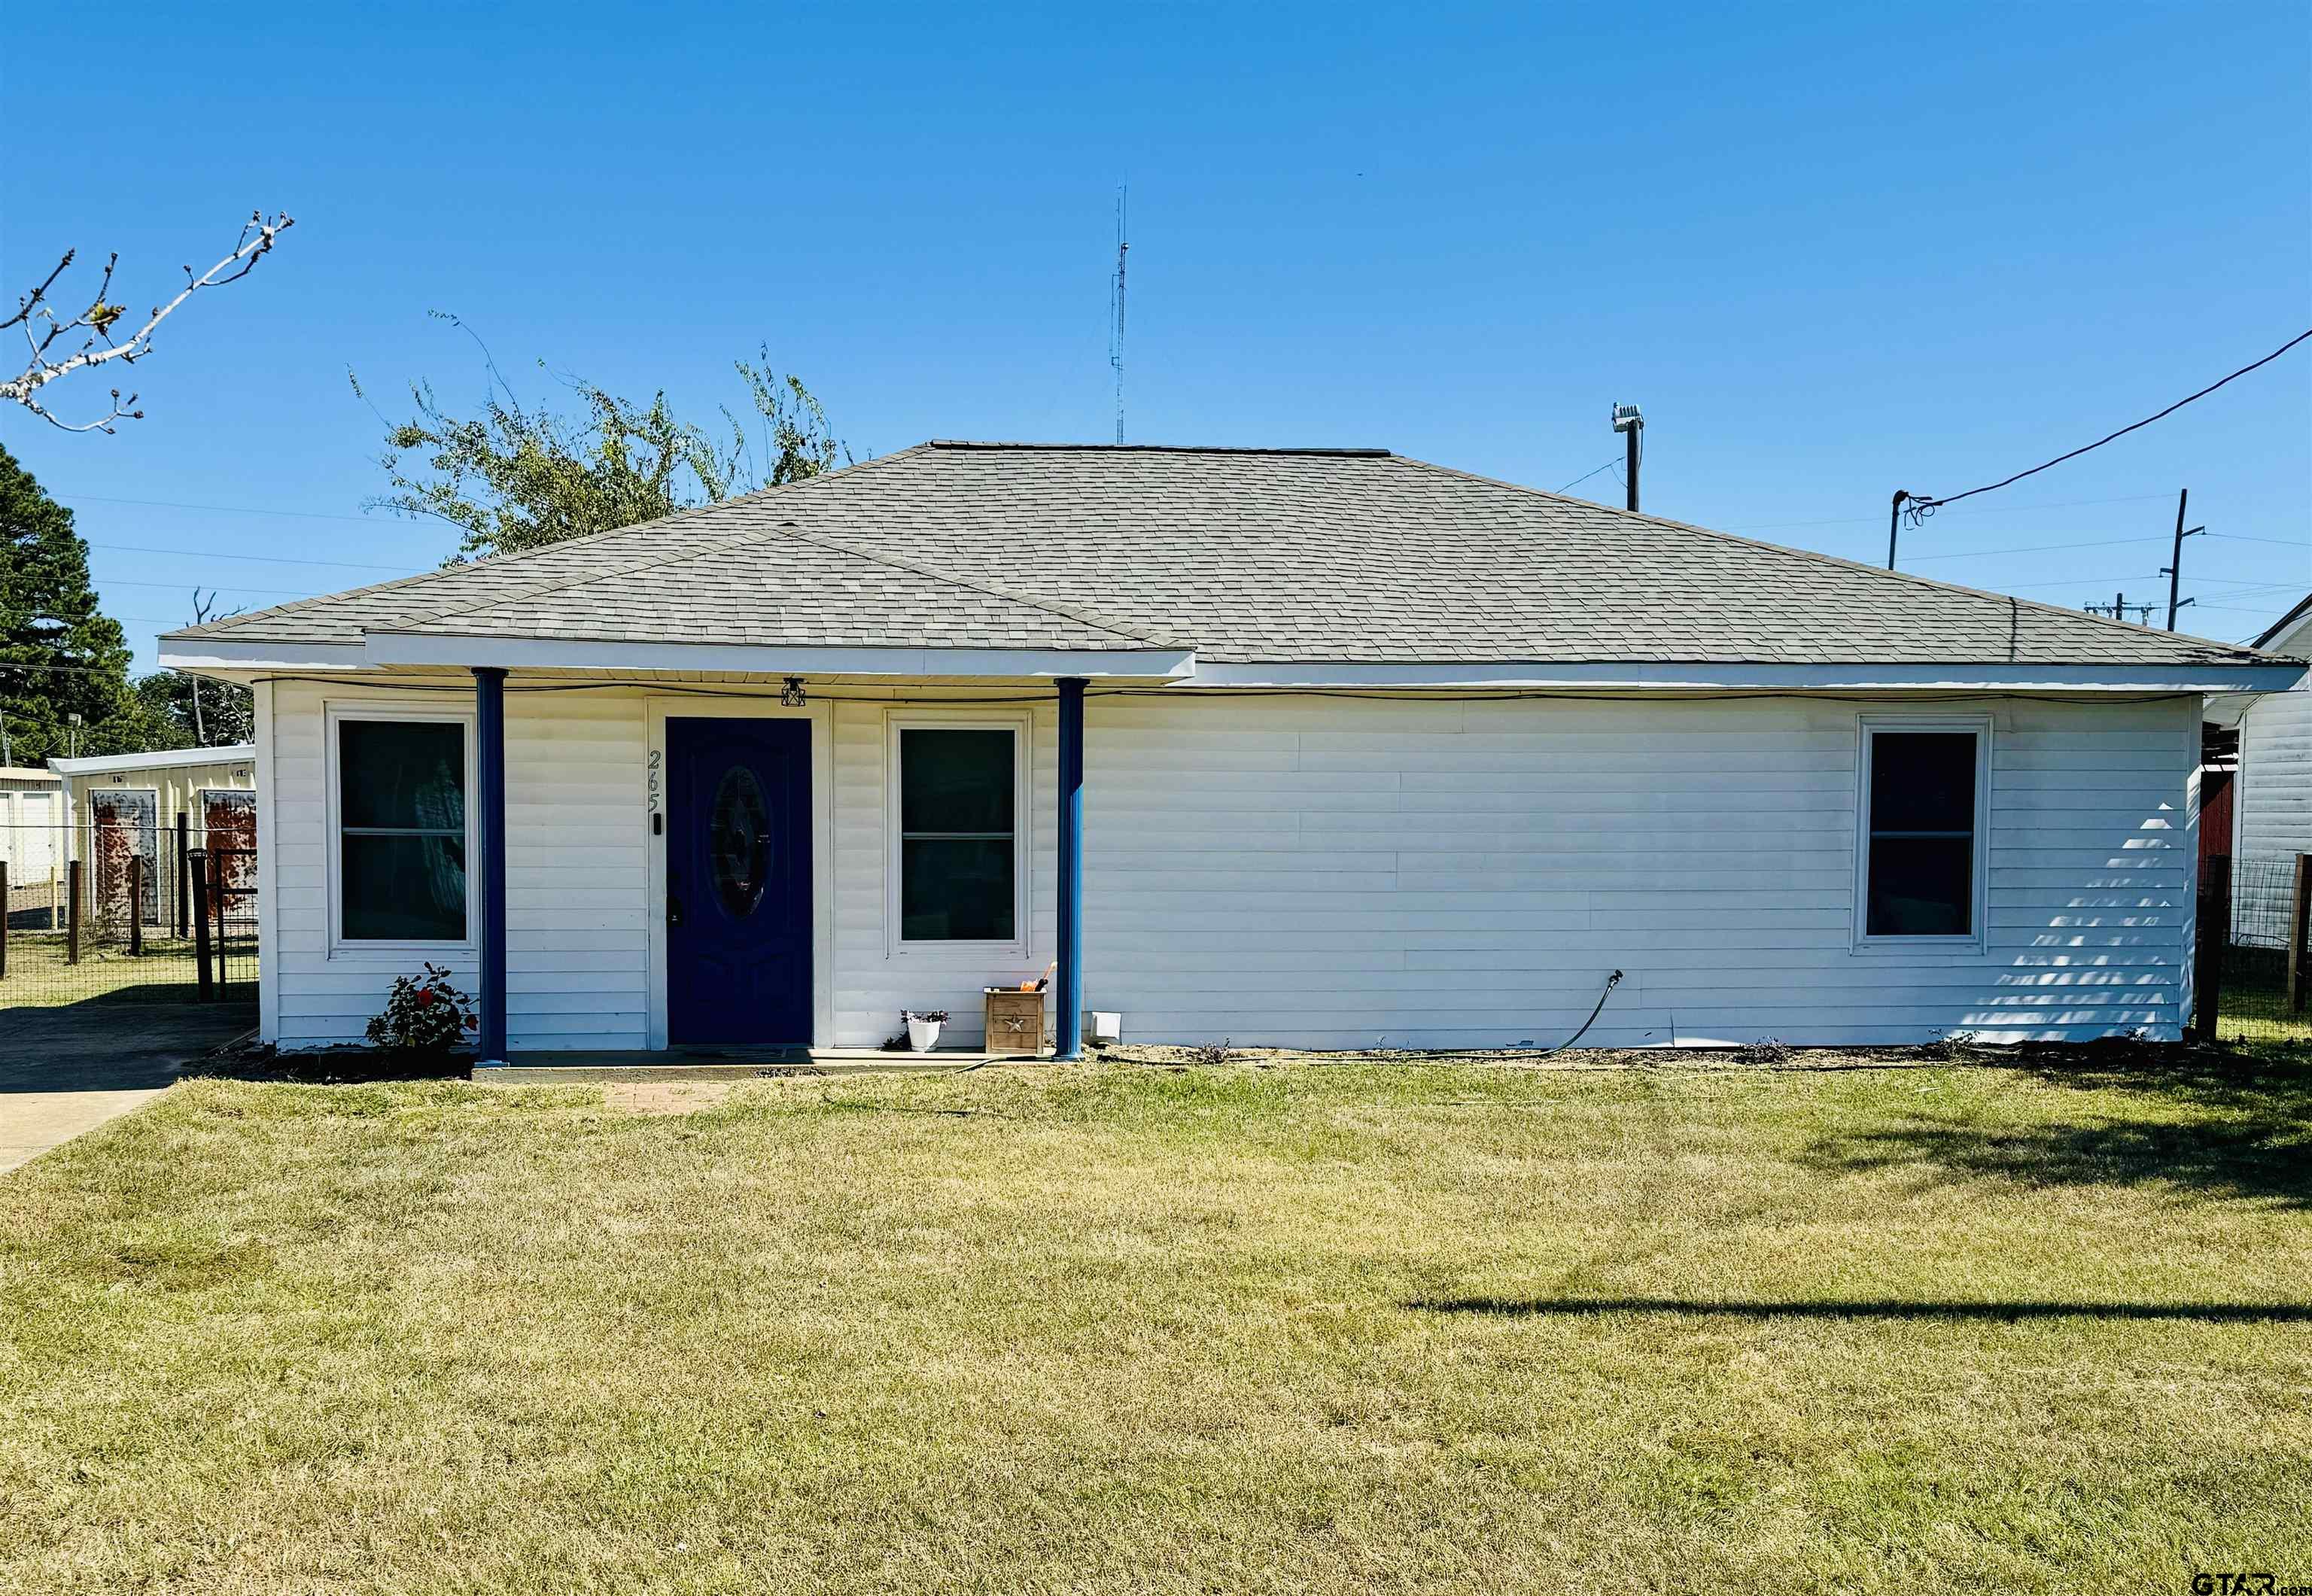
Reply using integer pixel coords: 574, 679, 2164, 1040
365, 963, 480, 1053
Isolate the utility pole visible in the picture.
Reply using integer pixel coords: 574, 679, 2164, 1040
2160, 487, 2206, 631
1611, 403, 1643, 512
1887, 490, 1911, 570
2085, 591, 2157, 625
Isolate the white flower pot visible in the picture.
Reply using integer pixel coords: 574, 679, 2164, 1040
906, 1017, 942, 1053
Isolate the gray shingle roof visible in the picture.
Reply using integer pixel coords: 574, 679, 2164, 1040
167, 442, 2283, 668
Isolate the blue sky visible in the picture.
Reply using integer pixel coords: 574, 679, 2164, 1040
4, 2, 2306, 671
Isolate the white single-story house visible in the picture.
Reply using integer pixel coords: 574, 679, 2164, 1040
47, 743, 259, 931
157, 442, 2305, 1060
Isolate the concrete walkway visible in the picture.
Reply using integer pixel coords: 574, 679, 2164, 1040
0, 1004, 254, 1175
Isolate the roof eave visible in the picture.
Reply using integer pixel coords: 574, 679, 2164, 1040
158, 637, 369, 673
154, 632, 2303, 696
49, 743, 257, 777
1176, 660, 2308, 693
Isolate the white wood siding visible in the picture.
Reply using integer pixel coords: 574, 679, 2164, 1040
1079, 694, 2198, 1047
828, 699, 1058, 1047
267, 682, 649, 1050
2237, 679, 2312, 862
262, 685, 2195, 1050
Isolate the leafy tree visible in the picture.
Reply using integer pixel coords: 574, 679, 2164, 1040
355, 325, 851, 562
134, 669, 253, 748
0, 444, 169, 764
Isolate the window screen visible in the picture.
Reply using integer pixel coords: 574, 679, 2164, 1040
339, 719, 467, 941
1865, 731, 1978, 937
899, 728, 1015, 941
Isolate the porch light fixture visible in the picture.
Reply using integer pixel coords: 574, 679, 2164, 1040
780, 676, 808, 707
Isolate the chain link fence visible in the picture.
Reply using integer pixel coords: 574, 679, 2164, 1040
2, 810, 257, 1014
2199, 853, 2312, 1045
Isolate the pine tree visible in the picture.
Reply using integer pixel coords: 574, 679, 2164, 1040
0, 443, 165, 764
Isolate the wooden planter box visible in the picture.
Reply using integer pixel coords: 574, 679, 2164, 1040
984, 989, 1047, 1056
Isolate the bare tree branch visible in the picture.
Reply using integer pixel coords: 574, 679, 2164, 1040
0, 249, 78, 333
2, 211, 294, 433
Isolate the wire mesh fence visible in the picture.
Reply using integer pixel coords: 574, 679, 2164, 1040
2201, 853, 2312, 1046
2, 810, 257, 1014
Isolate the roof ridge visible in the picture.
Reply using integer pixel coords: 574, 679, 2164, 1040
929, 440, 1390, 457
763, 520, 1183, 647
163, 445, 935, 642
1385, 454, 2277, 664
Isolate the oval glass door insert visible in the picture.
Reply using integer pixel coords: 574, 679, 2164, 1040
709, 765, 771, 918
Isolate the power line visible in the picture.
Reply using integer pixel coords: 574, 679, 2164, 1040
93, 576, 319, 597
2210, 532, 2312, 549
1726, 491, 2179, 533
2000, 573, 2168, 588
1556, 458, 1620, 493
1906, 534, 2168, 562
54, 492, 382, 524
86, 540, 418, 574
1904, 327, 2312, 519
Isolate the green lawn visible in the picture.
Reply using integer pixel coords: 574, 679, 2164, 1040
3, 1052, 2308, 1592
0, 931, 251, 1008
2217, 945, 2312, 1045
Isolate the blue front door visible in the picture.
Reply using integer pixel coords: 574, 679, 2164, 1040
667, 718, 812, 1045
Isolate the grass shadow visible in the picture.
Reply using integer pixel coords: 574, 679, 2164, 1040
1411, 1297, 2312, 1323
1805, 1047, 2312, 1208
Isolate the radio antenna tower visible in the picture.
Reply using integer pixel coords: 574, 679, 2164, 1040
1108, 187, 1128, 443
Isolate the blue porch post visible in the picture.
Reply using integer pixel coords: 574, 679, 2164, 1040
1054, 677, 1086, 1059
473, 666, 509, 1066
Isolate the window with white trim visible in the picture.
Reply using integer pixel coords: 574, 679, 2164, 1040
895, 724, 1020, 944
336, 716, 470, 943
1858, 719, 1988, 941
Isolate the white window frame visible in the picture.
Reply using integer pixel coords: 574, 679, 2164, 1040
325, 702, 477, 959
884, 709, 1033, 959
1854, 714, 1992, 954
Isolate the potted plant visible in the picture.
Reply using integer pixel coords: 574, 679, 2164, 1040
903, 1009, 949, 1053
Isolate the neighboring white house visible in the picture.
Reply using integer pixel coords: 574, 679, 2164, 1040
47, 744, 258, 931
157, 443, 2305, 1059
1, 765, 65, 926
2213, 594, 2312, 862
